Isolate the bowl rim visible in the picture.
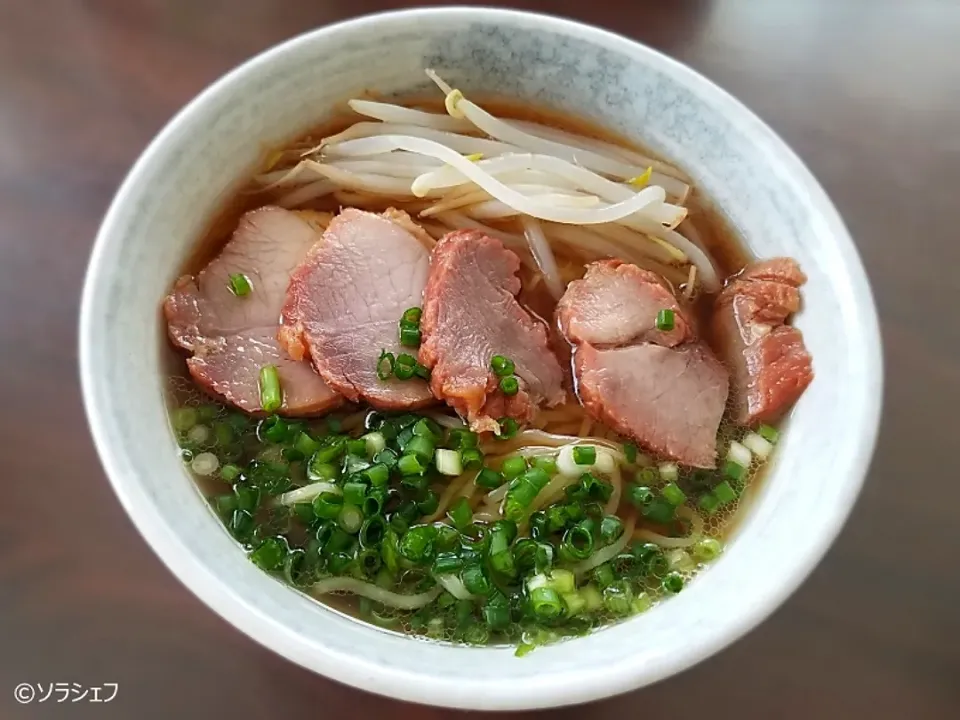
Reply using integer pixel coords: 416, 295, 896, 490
79, 6, 883, 709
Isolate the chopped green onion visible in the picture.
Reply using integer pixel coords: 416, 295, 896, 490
250, 536, 286, 570
662, 482, 687, 506
362, 489, 386, 517
311, 436, 345, 465
727, 440, 752, 468
361, 431, 386, 457
514, 538, 554, 573
345, 438, 367, 457
742, 431, 774, 460
656, 308, 675, 331
359, 516, 386, 548
503, 467, 551, 522
413, 417, 443, 441
416, 489, 439, 516
308, 461, 339, 482
312, 491, 344, 520
658, 462, 679, 482
562, 591, 585, 616
722, 459, 746, 482
642, 498, 676, 524
446, 428, 478, 449
530, 587, 563, 620
490, 355, 515, 377
636, 467, 658, 484
376, 350, 395, 381
356, 548, 382, 577
435, 448, 463, 476
495, 417, 519, 440
572, 445, 597, 465
698, 492, 720, 514
623, 443, 638, 464
560, 522, 594, 561
758, 423, 780, 443
172, 407, 198, 432
229, 509, 255, 542
499, 375, 520, 396
460, 448, 484, 470
362, 463, 389, 487
337, 504, 364, 534
394, 353, 417, 380
401, 307, 422, 325
662, 571, 684, 594
219, 463, 242, 483
373, 447, 398, 469
713, 480, 738, 505
342, 481, 367, 507
592, 563, 615, 589
599, 515, 624, 544
628, 484, 655, 508
228, 273, 252, 297
476, 467, 504, 489
404, 435, 434, 461
434, 523, 460, 552
398, 525, 438, 564
483, 591, 510, 629
397, 453, 426, 476
447, 497, 473, 530
414, 363, 431, 380
258, 365, 282, 413
532, 455, 558, 475
293, 431, 320, 458
259, 415, 289, 443
399, 325, 421, 347
694, 537, 723, 562
581, 583, 603, 612
380, 529, 400, 573
432, 552, 463, 576
602, 580, 634, 615
461, 563, 491, 596
501, 455, 527, 480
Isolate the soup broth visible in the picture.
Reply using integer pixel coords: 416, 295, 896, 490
165, 92, 782, 653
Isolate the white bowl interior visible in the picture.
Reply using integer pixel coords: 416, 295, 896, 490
80, 8, 881, 710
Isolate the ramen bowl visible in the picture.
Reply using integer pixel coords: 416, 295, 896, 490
80, 7, 882, 710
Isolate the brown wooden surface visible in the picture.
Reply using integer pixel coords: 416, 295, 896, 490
2, 0, 958, 717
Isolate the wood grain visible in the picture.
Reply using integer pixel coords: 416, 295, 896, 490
1, 1, 958, 718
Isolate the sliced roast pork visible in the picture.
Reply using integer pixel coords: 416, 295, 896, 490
558, 259, 729, 467
164, 206, 341, 415
557, 260, 692, 347
279, 208, 435, 410
419, 230, 565, 432
576, 343, 729, 468
712, 257, 813, 424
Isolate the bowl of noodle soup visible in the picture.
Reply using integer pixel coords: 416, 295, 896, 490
80, 7, 882, 709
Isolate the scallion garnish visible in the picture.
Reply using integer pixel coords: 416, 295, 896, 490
656, 308, 675, 331
228, 273, 252, 297
490, 355, 515, 377
572, 445, 596, 465
376, 350, 395, 381
394, 353, 417, 380
399, 325, 421, 348
258, 365, 282, 413
495, 417, 519, 440
758, 423, 780, 443
499, 375, 520, 395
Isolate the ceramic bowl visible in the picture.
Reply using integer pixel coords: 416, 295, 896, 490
80, 7, 882, 710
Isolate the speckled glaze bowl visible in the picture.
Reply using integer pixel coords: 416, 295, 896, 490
80, 8, 882, 710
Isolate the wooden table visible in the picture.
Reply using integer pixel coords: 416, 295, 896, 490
2, 1, 958, 717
